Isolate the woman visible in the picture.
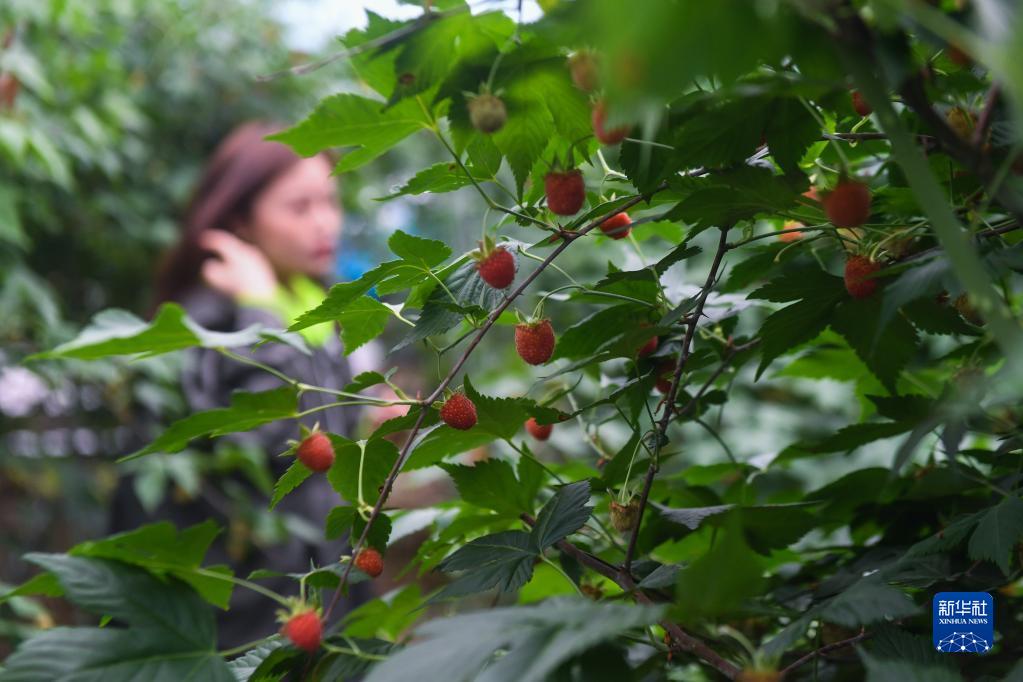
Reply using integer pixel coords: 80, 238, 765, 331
113, 122, 368, 648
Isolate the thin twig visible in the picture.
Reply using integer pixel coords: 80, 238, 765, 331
780, 628, 871, 675
622, 227, 731, 574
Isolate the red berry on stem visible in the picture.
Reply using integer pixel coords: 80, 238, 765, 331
477, 246, 515, 289
281, 610, 322, 653
844, 255, 881, 299
637, 335, 658, 357
515, 319, 556, 365
600, 212, 632, 240
354, 547, 384, 578
591, 99, 631, 145
440, 393, 477, 430
822, 180, 871, 228
525, 417, 553, 441
544, 169, 585, 215
850, 90, 872, 117
296, 432, 335, 473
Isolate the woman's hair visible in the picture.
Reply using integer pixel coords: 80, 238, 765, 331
153, 121, 304, 307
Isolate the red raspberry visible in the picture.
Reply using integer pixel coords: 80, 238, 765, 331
844, 255, 881, 299
281, 609, 322, 653
592, 99, 631, 145
544, 169, 585, 216
850, 90, 872, 117
440, 393, 477, 430
477, 247, 515, 289
354, 547, 384, 578
296, 432, 335, 473
822, 180, 871, 228
600, 212, 632, 240
525, 417, 553, 441
515, 320, 556, 365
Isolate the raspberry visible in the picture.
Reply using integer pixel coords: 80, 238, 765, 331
822, 180, 871, 228
477, 246, 515, 289
525, 417, 553, 441
850, 90, 872, 117
515, 319, 556, 365
599, 212, 632, 240
296, 432, 335, 473
844, 255, 881, 299
544, 169, 586, 216
591, 99, 631, 145
280, 609, 322, 653
353, 547, 384, 578
440, 392, 477, 430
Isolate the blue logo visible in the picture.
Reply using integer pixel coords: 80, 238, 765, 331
933, 592, 993, 654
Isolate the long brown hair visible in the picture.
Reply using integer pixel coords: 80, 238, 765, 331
153, 121, 304, 307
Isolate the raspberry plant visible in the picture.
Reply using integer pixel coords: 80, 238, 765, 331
4, 1, 1023, 680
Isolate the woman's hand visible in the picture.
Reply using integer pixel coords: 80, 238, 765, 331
198, 230, 278, 301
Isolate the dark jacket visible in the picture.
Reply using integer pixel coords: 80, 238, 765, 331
111, 285, 369, 648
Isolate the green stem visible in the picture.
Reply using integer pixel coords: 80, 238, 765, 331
541, 554, 585, 596
219, 636, 274, 658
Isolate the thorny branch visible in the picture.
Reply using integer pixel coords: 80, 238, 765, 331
622, 226, 732, 575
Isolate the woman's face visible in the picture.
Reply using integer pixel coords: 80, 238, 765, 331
242, 155, 342, 280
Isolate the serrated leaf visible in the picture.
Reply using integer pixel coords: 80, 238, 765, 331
804, 421, 912, 453
387, 230, 452, 269
967, 496, 1023, 574
124, 387, 300, 461
379, 162, 477, 199
435, 530, 537, 599
831, 298, 919, 392
530, 481, 593, 552
268, 94, 428, 171
441, 459, 533, 515
327, 437, 400, 507
858, 649, 964, 682
819, 576, 921, 627
270, 460, 312, 509
364, 598, 663, 682
338, 295, 393, 354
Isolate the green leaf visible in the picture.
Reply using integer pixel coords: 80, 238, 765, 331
764, 96, 820, 173
64, 521, 230, 608
363, 598, 663, 682
673, 516, 765, 622
530, 481, 593, 552
819, 576, 921, 627
227, 640, 284, 682
668, 167, 804, 231
327, 437, 400, 507
124, 386, 300, 461
387, 230, 452, 269
270, 460, 312, 510
441, 459, 535, 516
756, 297, 836, 377
550, 305, 643, 361
831, 298, 919, 392
379, 162, 477, 199
338, 295, 393, 354
268, 94, 428, 171
804, 421, 913, 453
27, 304, 284, 361
858, 649, 964, 682
395, 258, 504, 350
1, 556, 232, 681
435, 530, 537, 599
967, 495, 1023, 573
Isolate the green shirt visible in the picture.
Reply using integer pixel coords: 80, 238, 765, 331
240, 276, 334, 347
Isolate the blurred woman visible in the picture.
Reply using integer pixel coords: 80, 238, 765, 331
112, 122, 368, 647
